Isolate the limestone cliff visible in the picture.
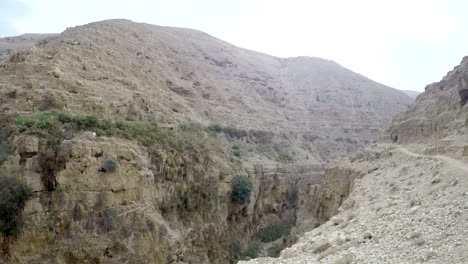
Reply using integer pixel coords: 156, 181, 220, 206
242, 58, 468, 263
385, 56, 468, 148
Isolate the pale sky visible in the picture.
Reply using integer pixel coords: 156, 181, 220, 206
2, 0, 468, 92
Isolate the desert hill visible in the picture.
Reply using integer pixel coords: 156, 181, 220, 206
0, 33, 56, 63
0, 19, 411, 162
0, 19, 413, 263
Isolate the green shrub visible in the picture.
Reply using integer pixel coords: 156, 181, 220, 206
231, 176, 253, 204
256, 219, 294, 242
38, 149, 57, 191
159, 199, 174, 215
34, 113, 54, 129
0, 175, 32, 236
0, 140, 10, 163
180, 122, 203, 133
72, 203, 83, 221
100, 208, 116, 232
198, 179, 218, 201
223, 127, 248, 139
249, 130, 273, 144
208, 124, 222, 133
101, 158, 118, 173
57, 112, 73, 123
13, 112, 62, 147
229, 240, 242, 264
287, 189, 298, 204
232, 144, 241, 157
232, 149, 241, 157
278, 152, 292, 162
159, 224, 168, 237
0, 115, 13, 164
174, 179, 218, 213
243, 240, 261, 258
125, 114, 137, 121
267, 244, 284, 257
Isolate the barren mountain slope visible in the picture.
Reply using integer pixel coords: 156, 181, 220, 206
242, 58, 468, 263
0, 19, 411, 162
0, 34, 56, 63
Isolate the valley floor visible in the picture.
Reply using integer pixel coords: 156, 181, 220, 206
241, 143, 468, 264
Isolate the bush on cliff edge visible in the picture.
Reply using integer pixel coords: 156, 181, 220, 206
231, 175, 253, 204
0, 175, 32, 236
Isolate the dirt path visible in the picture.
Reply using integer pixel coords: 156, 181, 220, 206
388, 144, 468, 173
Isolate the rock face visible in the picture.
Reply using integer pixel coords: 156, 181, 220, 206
0, 19, 412, 263
385, 56, 468, 147
243, 58, 468, 263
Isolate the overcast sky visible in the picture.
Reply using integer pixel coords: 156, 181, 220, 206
2, 0, 468, 92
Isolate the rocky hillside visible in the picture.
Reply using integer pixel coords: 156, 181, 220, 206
242, 57, 468, 263
0, 20, 412, 264
0, 34, 55, 63
0, 19, 411, 162
386, 57, 468, 147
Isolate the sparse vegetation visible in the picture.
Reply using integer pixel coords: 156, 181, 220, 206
208, 124, 222, 133
232, 144, 241, 157
223, 126, 248, 139
231, 175, 253, 204
159, 199, 173, 216
37, 149, 58, 191
267, 243, 285, 257
100, 208, 116, 233
101, 158, 118, 173
229, 240, 242, 264
287, 189, 298, 204
243, 240, 261, 258
0, 139, 10, 164
207, 124, 274, 144
159, 224, 168, 237
10, 110, 212, 166
249, 130, 274, 144
277, 152, 292, 162
72, 203, 83, 221
229, 239, 264, 263
256, 219, 294, 242
0, 175, 32, 236
0, 115, 13, 164
174, 179, 219, 213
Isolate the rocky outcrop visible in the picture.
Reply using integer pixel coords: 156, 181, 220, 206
0, 34, 56, 63
384, 57, 468, 150
0, 130, 310, 263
